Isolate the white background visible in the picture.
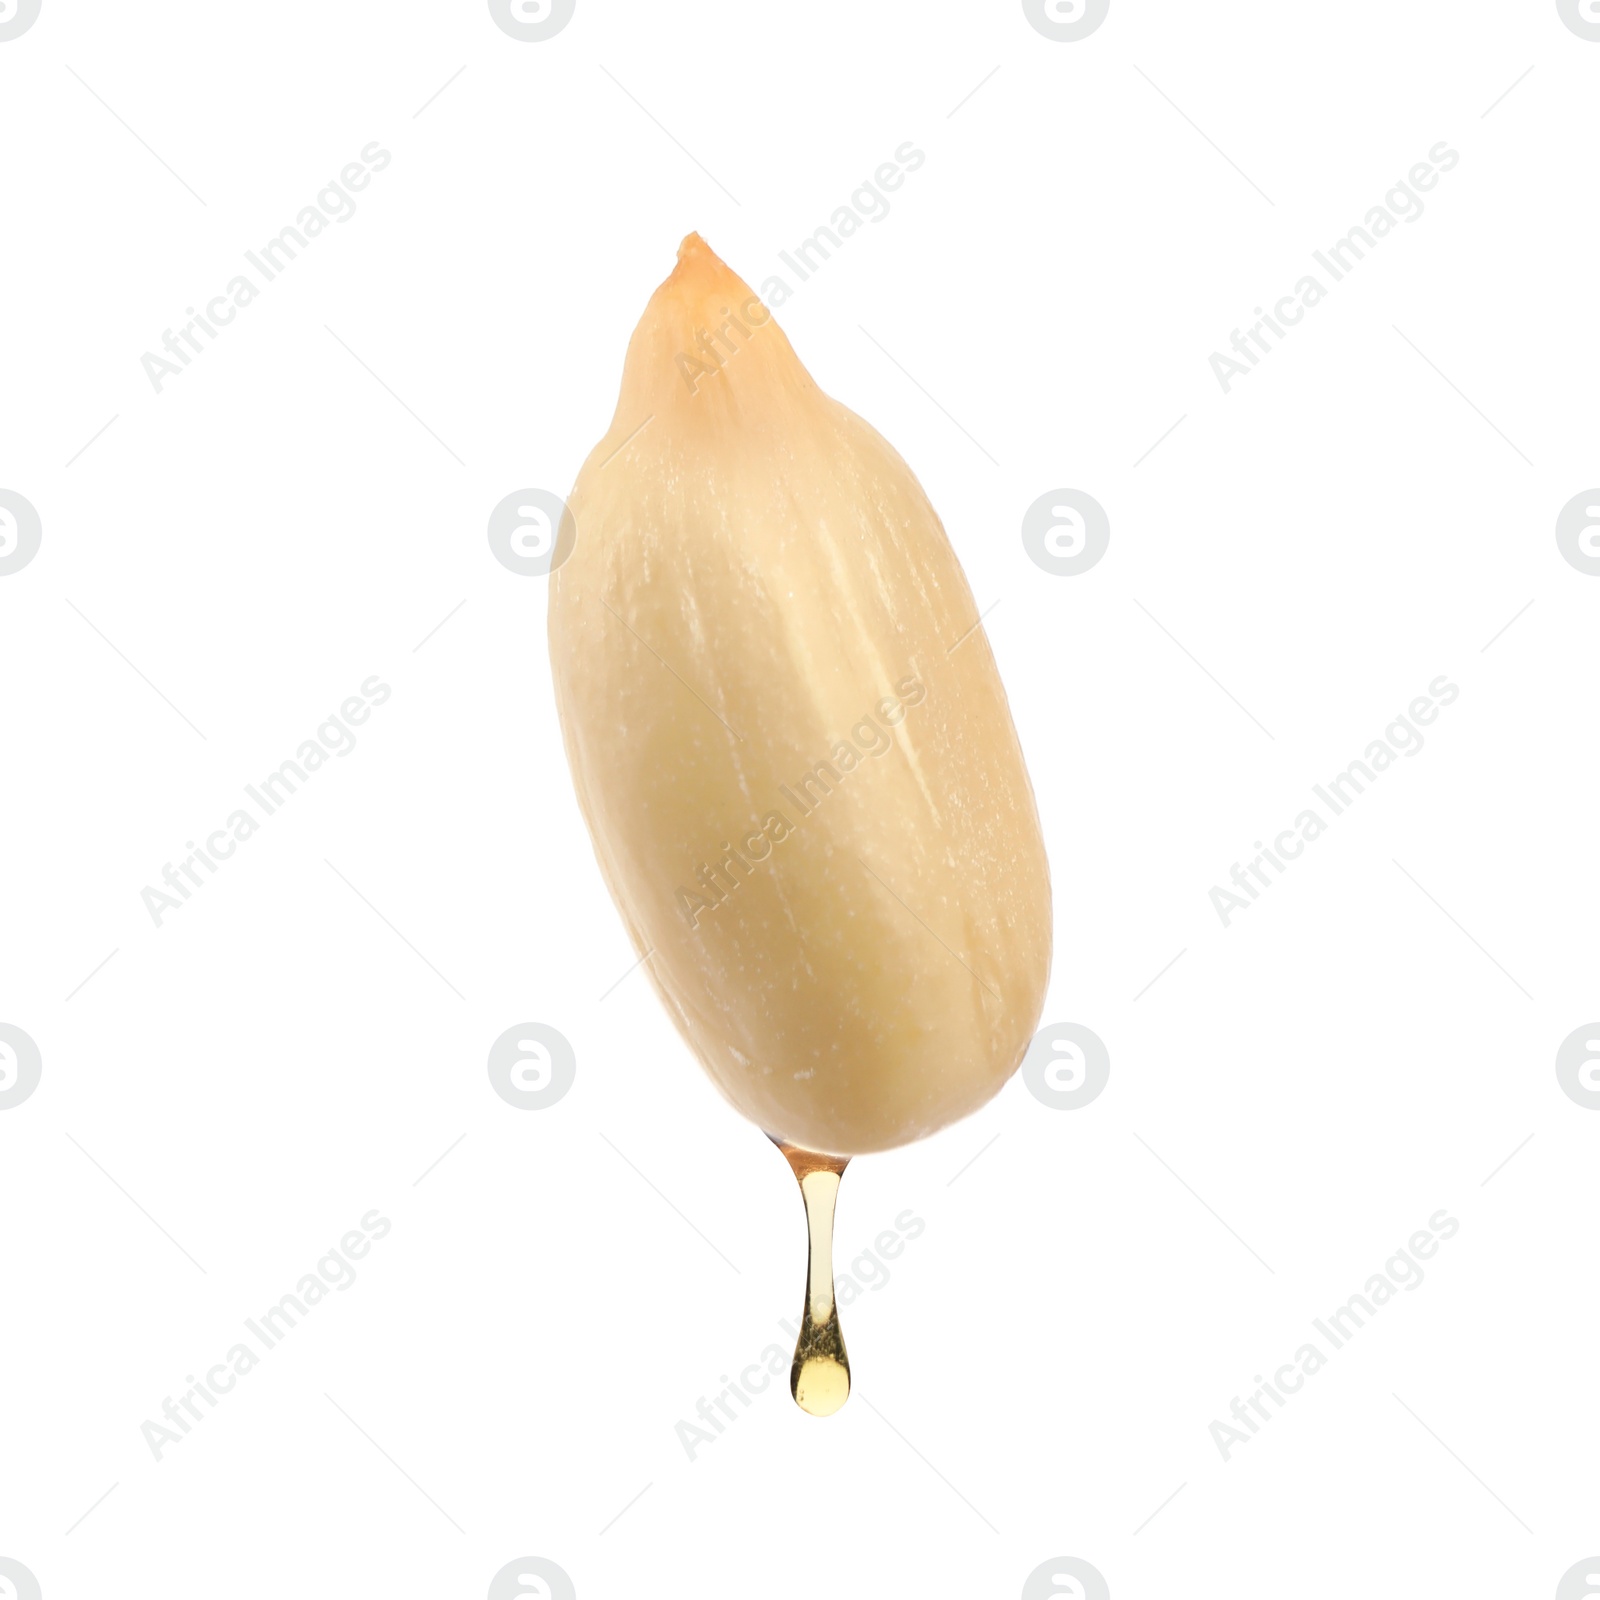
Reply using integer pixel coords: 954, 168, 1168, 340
2, 2, 1598, 1597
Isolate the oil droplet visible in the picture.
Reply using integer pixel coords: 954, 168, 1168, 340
776, 1141, 850, 1416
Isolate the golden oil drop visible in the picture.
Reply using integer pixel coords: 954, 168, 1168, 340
777, 1142, 851, 1416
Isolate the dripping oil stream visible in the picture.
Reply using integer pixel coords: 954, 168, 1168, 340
777, 1142, 850, 1416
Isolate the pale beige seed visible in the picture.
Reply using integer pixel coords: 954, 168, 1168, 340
549, 234, 1051, 1155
